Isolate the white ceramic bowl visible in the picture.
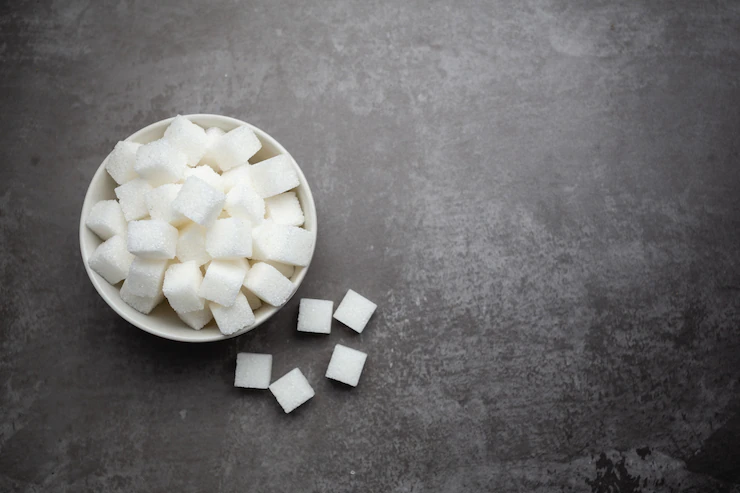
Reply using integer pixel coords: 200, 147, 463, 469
79, 114, 317, 342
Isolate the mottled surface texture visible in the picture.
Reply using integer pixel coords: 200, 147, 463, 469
1, 1, 740, 492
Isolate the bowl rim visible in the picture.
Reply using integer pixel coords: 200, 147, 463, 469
79, 114, 317, 343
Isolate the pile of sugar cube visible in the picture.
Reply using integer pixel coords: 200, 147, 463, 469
236, 289, 377, 413
85, 115, 314, 336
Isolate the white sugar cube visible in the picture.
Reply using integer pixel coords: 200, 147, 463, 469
176, 223, 211, 266
145, 184, 188, 227
243, 262, 294, 307
177, 305, 213, 330
243, 289, 263, 311
297, 299, 333, 334
86, 200, 127, 240
198, 259, 248, 307
163, 115, 207, 166
234, 352, 272, 389
251, 221, 314, 266
199, 127, 225, 169
105, 141, 141, 185
265, 191, 304, 226
120, 278, 164, 314
210, 292, 255, 335
221, 165, 253, 193
333, 289, 377, 333
205, 218, 252, 259
211, 125, 262, 171
127, 220, 178, 259
269, 368, 314, 413
125, 257, 169, 298
134, 139, 188, 186
115, 178, 153, 221
172, 176, 225, 227
88, 235, 134, 285
256, 260, 294, 279
224, 182, 265, 225
325, 344, 368, 387
248, 155, 300, 198
184, 165, 224, 192
163, 261, 205, 313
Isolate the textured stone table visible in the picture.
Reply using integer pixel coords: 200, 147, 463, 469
1, 1, 739, 492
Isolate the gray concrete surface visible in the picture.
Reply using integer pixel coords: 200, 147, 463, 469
2, 1, 740, 491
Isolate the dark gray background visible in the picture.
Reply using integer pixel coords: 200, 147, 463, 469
2, 1, 740, 492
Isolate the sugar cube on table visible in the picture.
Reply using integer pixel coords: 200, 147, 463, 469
297, 299, 333, 334
105, 141, 141, 185
198, 259, 249, 307
248, 155, 300, 198
125, 257, 169, 298
243, 289, 263, 311
145, 184, 188, 227
265, 191, 304, 226
221, 164, 253, 193
115, 178, 153, 221
134, 139, 188, 186
163, 261, 205, 313
120, 278, 164, 314
210, 292, 255, 335
163, 115, 207, 166
325, 344, 368, 387
127, 220, 178, 259
211, 125, 262, 171
86, 200, 127, 240
333, 289, 377, 334
251, 221, 314, 266
172, 176, 225, 227
224, 182, 265, 225
243, 262, 294, 307
234, 353, 272, 389
176, 223, 211, 266
261, 260, 294, 279
184, 165, 224, 193
199, 127, 225, 169
205, 218, 252, 259
177, 305, 213, 330
269, 368, 315, 413
88, 235, 134, 285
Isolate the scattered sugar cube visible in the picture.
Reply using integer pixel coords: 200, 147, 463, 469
125, 257, 169, 298
145, 184, 188, 227
163, 115, 207, 166
211, 125, 262, 171
184, 165, 224, 193
104, 141, 141, 185
134, 139, 188, 186
224, 182, 265, 225
86, 200, 127, 240
297, 299, 333, 334
127, 220, 178, 259
88, 235, 134, 285
333, 289, 377, 333
210, 292, 255, 335
248, 155, 300, 198
243, 289, 263, 311
198, 259, 248, 307
199, 127, 225, 169
261, 260, 295, 279
163, 261, 205, 313
234, 352, 272, 389
205, 218, 252, 259
325, 344, 368, 387
221, 164, 253, 193
176, 223, 211, 266
115, 178, 153, 221
172, 176, 225, 227
269, 368, 315, 413
265, 191, 304, 226
177, 305, 213, 330
251, 221, 314, 266
243, 262, 294, 307
120, 278, 164, 314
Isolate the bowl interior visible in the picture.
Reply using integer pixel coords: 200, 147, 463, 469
79, 114, 316, 342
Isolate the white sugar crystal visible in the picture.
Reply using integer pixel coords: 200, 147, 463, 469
297, 298, 333, 334
120, 278, 164, 314
210, 292, 255, 335
205, 218, 252, 259
176, 223, 211, 266
105, 141, 141, 185
259, 260, 295, 279
172, 176, 225, 227
177, 305, 213, 330
251, 221, 315, 266
86, 200, 127, 240
224, 182, 265, 225
163, 115, 207, 166
243, 289, 263, 311
184, 165, 224, 193
211, 125, 262, 171
134, 139, 188, 186
221, 165, 253, 193
125, 257, 169, 298
243, 262, 294, 307
234, 353, 272, 389
145, 184, 188, 227
199, 127, 225, 169
88, 235, 134, 285
198, 259, 248, 307
265, 191, 304, 226
269, 368, 314, 413
115, 178, 153, 221
325, 344, 368, 387
248, 155, 300, 198
127, 220, 178, 259
333, 289, 377, 333
163, 261, 205, 313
